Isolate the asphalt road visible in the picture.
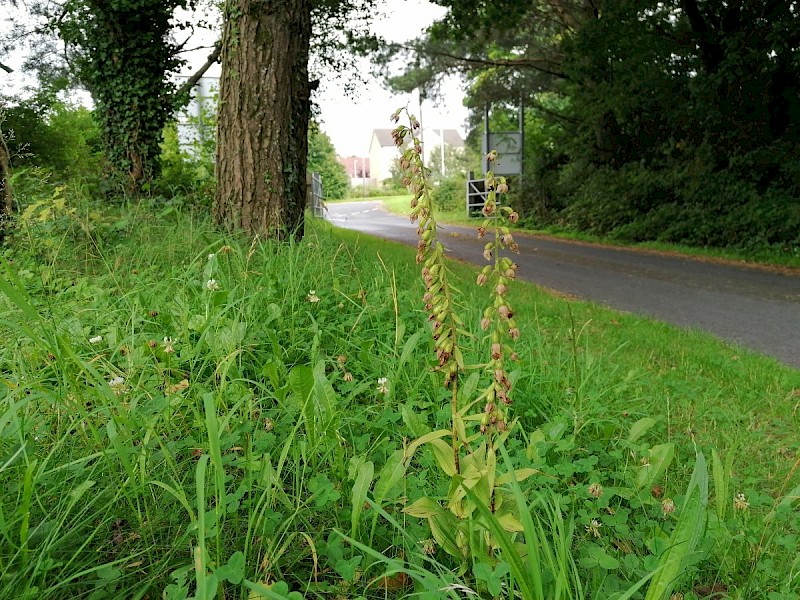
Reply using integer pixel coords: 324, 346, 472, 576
325, 200, 800, 369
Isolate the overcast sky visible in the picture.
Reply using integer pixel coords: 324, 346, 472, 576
313, 1, 469, 158
2, 1, 469, 158
179, 0, 469, 158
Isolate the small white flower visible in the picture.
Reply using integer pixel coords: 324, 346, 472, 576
108, 376, 126, 395
208, 253, 215, 260
734, 493, 750, 511
205, 279, 220, 291
163, 337, 175, 353
307, 290, 320, 303
89, 335, 103, 344
585, 519, 602, 538
377, 377, 389, 395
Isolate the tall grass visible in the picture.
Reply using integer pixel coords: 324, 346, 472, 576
0, 197, 797, 598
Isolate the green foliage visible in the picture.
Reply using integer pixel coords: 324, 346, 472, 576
430, 173, 466, 212
156, 123, 215, 208
156, 93, 217, 207
307, 125, 349, 200
0, 175, 798, 598
53, 0, 196, 194
0, 99, 101, 179
384, 0, 800, 254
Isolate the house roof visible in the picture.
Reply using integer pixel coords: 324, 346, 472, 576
438, 129, 465, 148
371, 129, 397, 148
371, 128, 465, 149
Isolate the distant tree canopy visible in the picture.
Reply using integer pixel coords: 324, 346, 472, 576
385, 0, 800, 250
307, 125, 349, 200
0, 98, 101, 178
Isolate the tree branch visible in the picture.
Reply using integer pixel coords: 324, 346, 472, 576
0, 62, 12, 74
175, 40, 222, 101
402, 44, 569, 81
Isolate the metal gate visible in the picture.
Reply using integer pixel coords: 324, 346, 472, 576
466, 175, 487, 217
308, 172, 325, 218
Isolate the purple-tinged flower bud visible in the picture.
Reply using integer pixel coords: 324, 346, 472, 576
496, 283, 507, 295
497, 182, 509, 194
498, 305, 512, 319
476, 272, 488, 286
491, 343, 502, 359
480, 317, 491, 331
509, 211, 519, 223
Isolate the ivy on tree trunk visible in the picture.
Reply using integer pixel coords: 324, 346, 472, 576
214, 0, 312, 240
70, 1, 186, 195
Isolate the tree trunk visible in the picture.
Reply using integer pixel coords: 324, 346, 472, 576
214, 0, 312, 240
0, 127, 12, 242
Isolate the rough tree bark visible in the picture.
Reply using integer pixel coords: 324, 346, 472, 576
0, 125, 12, 242
1, 63, 13, 240
214, 0, 312, 240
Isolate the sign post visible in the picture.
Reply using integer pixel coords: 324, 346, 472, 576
467, 102, 525, 217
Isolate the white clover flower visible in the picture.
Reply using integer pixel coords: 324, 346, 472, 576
89, 335, 103, 344
377, 377, 389, 395
108, 376, 126, 395
163, 337, 175, 353
307, 290, 320, 303
585, 519, 602, 538
205, 279, 220, 291
734, 493, 750, 511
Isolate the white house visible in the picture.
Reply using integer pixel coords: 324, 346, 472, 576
174, 75, 219, 156
368, 127, 465, 185
368, 129, 400, 186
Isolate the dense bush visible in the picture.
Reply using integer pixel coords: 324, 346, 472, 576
430, 172, 466, 211
156, 123, 215, 207
548, 144, 800, 251
308, 126, 349, 200
1, 99, 101, 180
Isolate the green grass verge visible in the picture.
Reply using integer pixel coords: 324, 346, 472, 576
0, 198, 797, 599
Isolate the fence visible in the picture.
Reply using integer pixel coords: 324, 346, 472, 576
308, 172, 325, 218
466, 173, 488, 218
